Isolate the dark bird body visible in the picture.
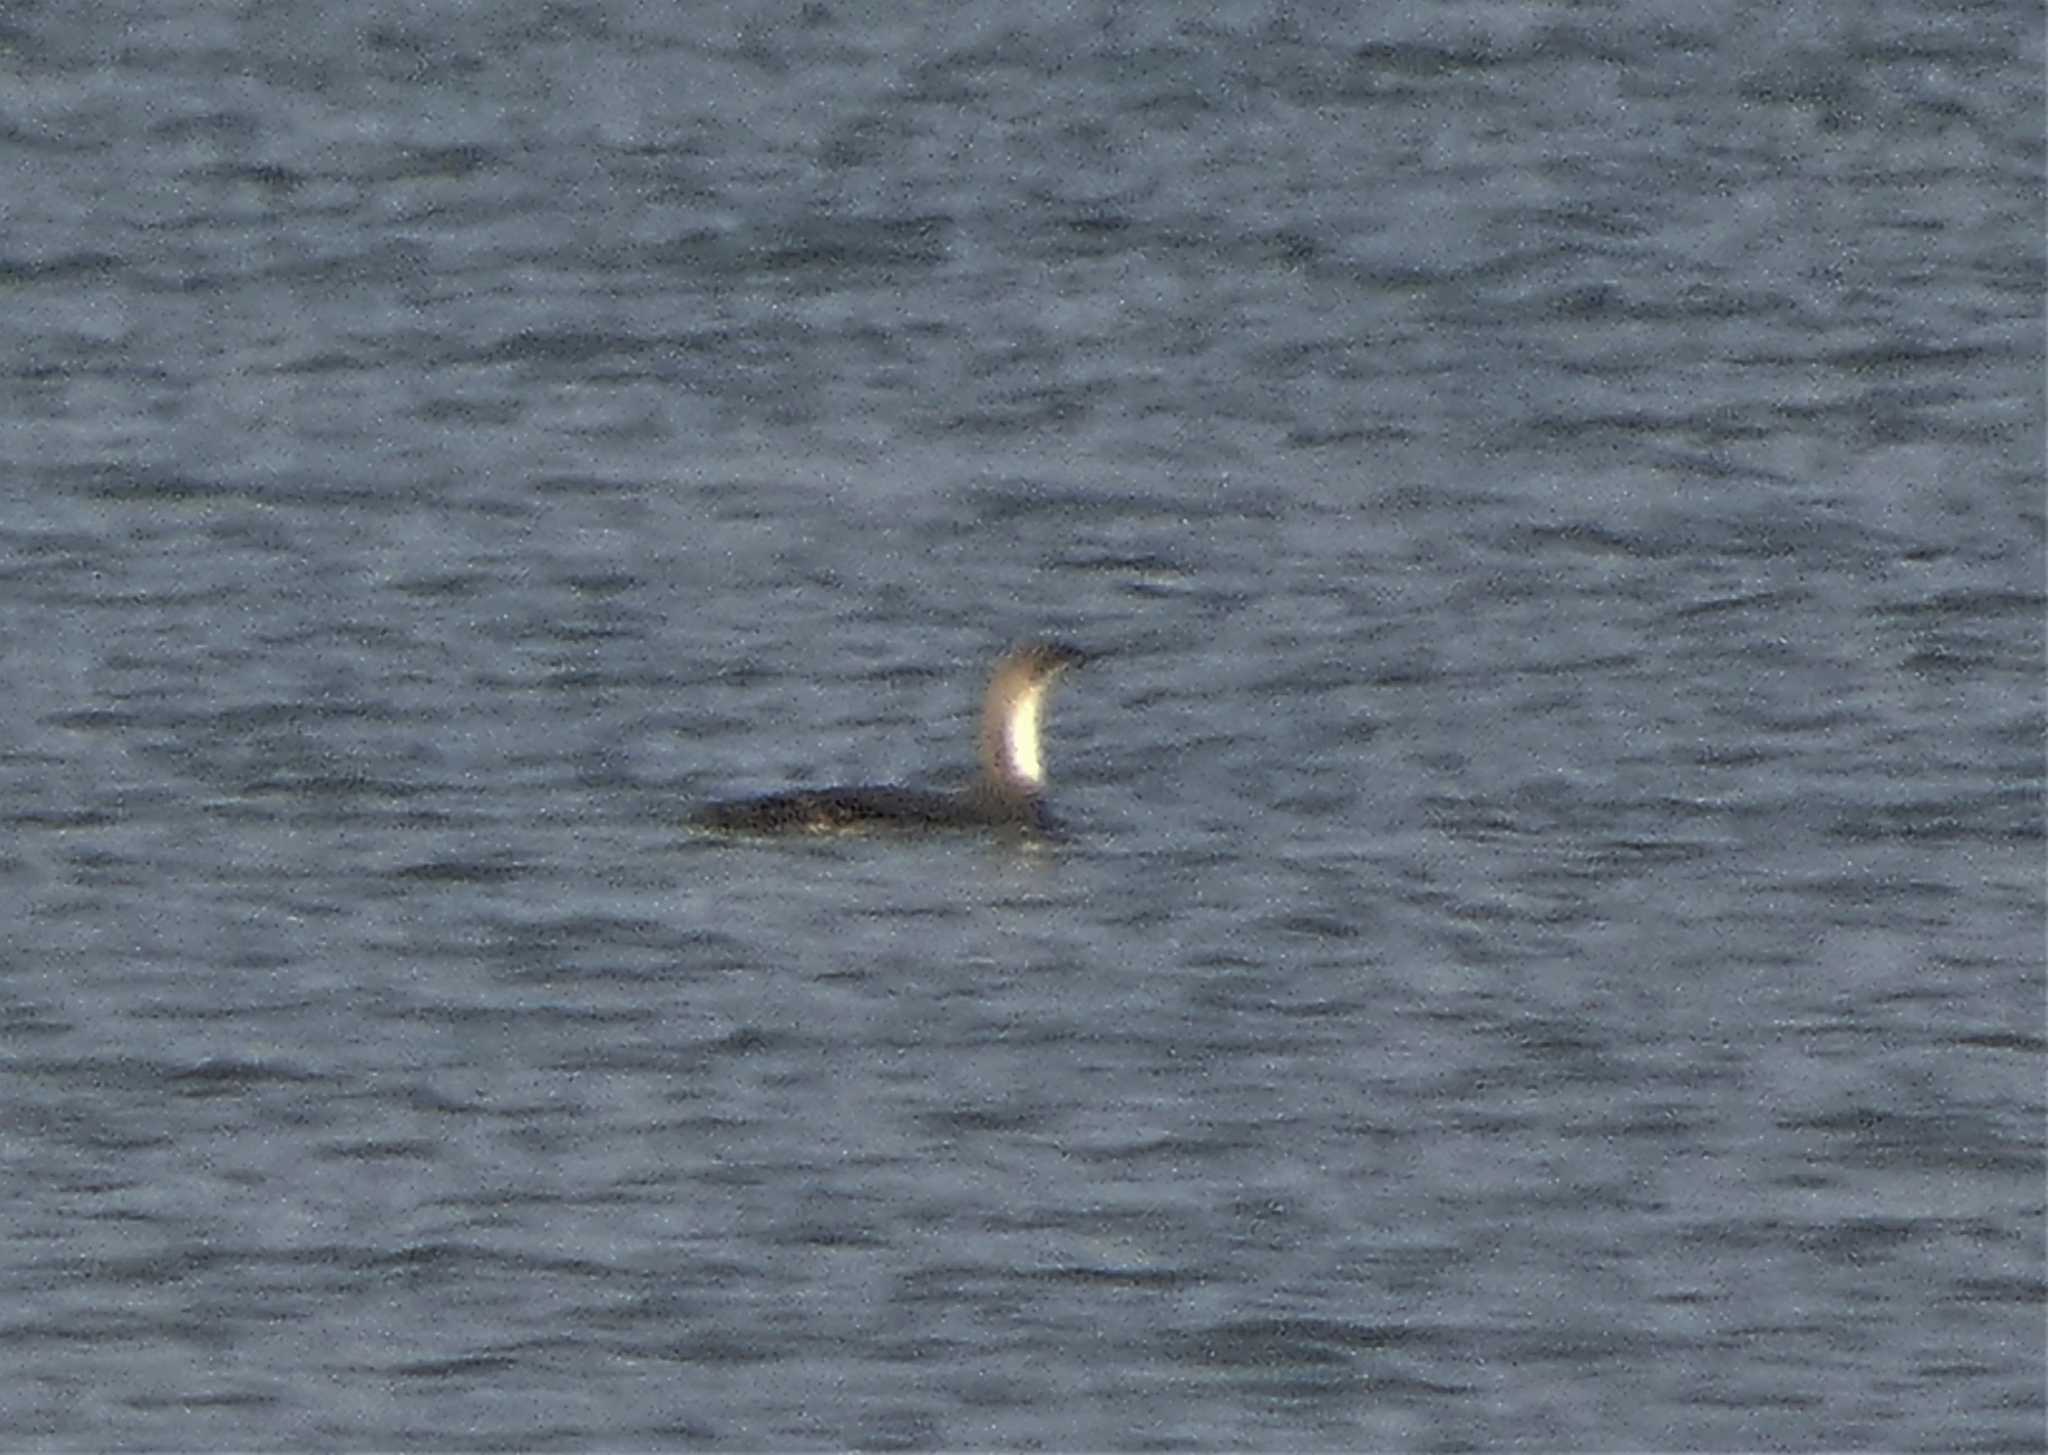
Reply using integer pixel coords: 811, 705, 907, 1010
693, 641, 1085, 836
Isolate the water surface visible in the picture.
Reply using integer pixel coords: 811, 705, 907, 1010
0, 1, 2041, 1448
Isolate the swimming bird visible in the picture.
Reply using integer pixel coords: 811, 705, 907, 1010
693, 640, 1087, 835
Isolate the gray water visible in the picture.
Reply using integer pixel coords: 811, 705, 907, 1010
1, 2, 2042, 1449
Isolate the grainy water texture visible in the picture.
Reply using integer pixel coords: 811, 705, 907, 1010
0, 1, 2041, 1449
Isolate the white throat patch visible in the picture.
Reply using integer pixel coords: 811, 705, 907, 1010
1003, 682, 1047, 786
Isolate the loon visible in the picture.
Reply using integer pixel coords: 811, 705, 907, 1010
693, 640, 1087, 835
